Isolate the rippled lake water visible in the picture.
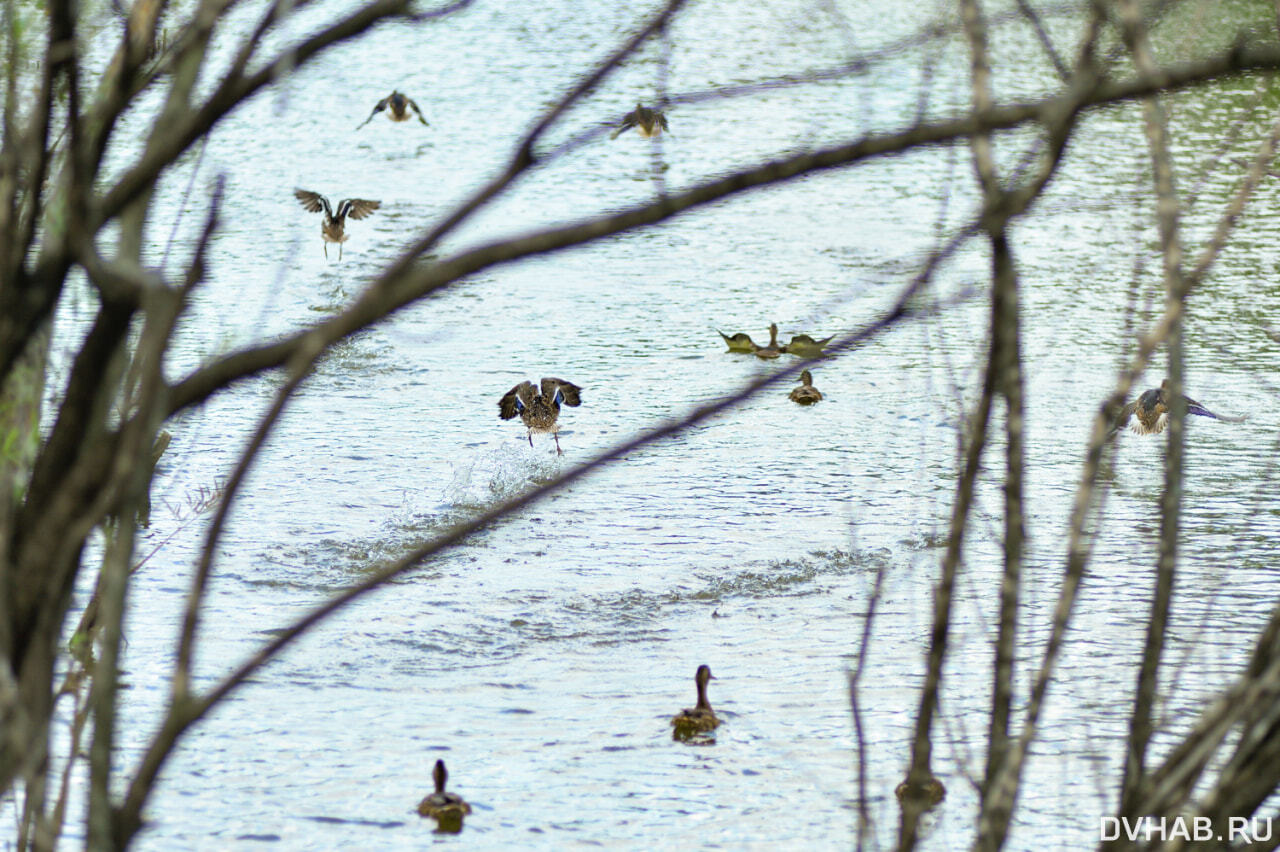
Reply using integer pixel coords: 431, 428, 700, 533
17, 0, 1280, 848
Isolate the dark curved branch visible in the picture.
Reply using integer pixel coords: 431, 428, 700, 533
120, 263, 950, 837
94, 0, 414, 224
164, 41, 1280, 422
373, 0, 688, 285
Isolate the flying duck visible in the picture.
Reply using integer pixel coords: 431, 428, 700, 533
498, 378, 583, 454
1114, 379, 1245, 435
356, 91, 430, 129
294, 189, 380, 261
611, 103, 670, 139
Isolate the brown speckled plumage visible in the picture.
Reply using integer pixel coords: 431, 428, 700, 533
895, 776, 946, 808
1115, 379, 1245, 435
294, 190, 380, 261
789, 370, 823, 405
498, 378, 583, 454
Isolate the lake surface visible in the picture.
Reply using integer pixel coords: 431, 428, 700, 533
21, 0, 1280, 848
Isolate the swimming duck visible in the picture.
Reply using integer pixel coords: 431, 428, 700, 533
416, 759, 471, 832
782, 333, 835, 358
671, 664, 720, 741
1114, 379, 1245, 435
753, 323, 782, 360
789, 370, 823, 405
293, 190, 380, 261
498, 378, 583, 454
717, 330, 757, 353
895, 775, 946, 807
611, 103, 669, 139
356, 91, 430, 129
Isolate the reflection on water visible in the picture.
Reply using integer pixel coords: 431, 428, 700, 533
24, 0, 1280, 849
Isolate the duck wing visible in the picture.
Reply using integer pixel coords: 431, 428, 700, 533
784, 334, 829, 353
340, 198, 381, 221
1110, 400, 1139, 434
419, 791, 470, 811
404, 95, 430, 126
499, 381, 537, 419
1183, 396, 1247, 423
355, 95, 391, 130
1184, 398, 1218, 419
417, 792, 471, 818
541, 378, 582, 407
294, 189, 331, 216
717, 330, 755, 351
610, 110, 639, 140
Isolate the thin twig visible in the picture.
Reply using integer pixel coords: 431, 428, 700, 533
119, 261, 953, 839
849, 565, 887, 851
1113, 0, 1186, 830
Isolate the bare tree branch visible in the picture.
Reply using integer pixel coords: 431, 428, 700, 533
1112, 0, 1186, 830
94, 0, 421, 226
118, 264, 960, 843
849, 566, 887, 851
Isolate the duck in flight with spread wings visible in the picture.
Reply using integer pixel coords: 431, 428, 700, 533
611, 103, 670, 139
1114, 379, 1246, 435
356, 91, 430, 129
498, 378, 583, 454
293, 190, 380, 261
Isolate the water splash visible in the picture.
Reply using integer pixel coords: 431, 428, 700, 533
443, 443, 563, 508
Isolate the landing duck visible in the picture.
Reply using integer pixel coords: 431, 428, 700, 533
498, 377, 583, 454
1114, 379, 1245, 435
293, 189, 380, 261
